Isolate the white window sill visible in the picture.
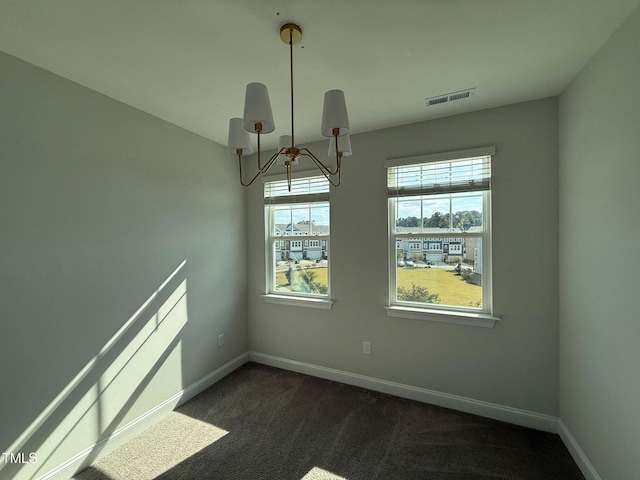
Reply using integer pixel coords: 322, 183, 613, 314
384, 305, 499, 328
262, 294, 334, 310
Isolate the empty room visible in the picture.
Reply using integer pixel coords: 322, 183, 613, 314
1, 1, 638, 479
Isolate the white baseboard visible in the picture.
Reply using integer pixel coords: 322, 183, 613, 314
37, 352, 249, 480
37, 352, 598, 480
558, 420, 601, 480
176, 352, 249, 407
249, 351, 559, 433
249, 352, 604, 480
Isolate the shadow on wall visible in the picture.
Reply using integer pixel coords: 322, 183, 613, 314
0, 260, 189, 480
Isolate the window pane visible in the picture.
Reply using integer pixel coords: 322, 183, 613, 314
421, 194, 450, 230
272, 203, 330, 236
291, 205, 310, 230
395, 193, 483, 233
267, 176, 330, 299
451, 193, 483, 232
310, 204, 330, 235
396, 236, 482, 309
273, 256, 329, 295
395, 198, 421, 232
273, 207, 292, 236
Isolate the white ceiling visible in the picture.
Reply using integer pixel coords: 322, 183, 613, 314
1, 1, 638, 150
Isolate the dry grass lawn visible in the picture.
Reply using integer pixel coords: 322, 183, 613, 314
276, 266, 328, 291
397, 267, 481, 307
275, 265, 480, 307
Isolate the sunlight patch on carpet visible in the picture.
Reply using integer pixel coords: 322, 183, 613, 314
301, 466, 349, 480
90, 412, 227, 480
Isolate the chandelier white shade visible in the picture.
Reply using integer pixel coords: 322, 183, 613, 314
227, 22, 352, 191
242, 83, 275, 134
321, 90, 350, 137
227, 118, 253, 155
328, 134, 352, 157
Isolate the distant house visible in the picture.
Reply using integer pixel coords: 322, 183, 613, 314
395, 227, 480, 271
275, 223, 329, 261
463, 238, 482, 274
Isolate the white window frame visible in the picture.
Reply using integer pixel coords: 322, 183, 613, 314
262, 172, 333, 309
385, 147, 499, 327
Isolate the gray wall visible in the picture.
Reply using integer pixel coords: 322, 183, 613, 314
0, 52, 247, 477
559, 5, 640, 480
247, 97, 560, 416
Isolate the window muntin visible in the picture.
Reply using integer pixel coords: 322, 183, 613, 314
388, 153, 492, 315
265, 176, 330, 298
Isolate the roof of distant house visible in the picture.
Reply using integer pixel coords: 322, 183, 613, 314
275, 223, 330, 235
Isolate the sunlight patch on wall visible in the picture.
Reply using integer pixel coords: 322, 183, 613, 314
97, 278, 188, 430
2, 261, 189, 480
301, 466, 349, 480
39, 281, 188, 477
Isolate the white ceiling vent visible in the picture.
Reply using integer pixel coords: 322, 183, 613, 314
426, 88, 476, 107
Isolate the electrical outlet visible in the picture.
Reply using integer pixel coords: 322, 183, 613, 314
218, 334, 225, 347
363, 341, 371, 355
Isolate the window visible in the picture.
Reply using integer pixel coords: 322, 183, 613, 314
265, 175, 330, 300
408, 241, 421, 252
386, 147, 494, 323
449, 242, 463, 255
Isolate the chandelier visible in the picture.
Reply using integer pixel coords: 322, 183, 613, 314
227, 23, 352, 191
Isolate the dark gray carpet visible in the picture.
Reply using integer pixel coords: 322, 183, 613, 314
75, 362, 585, 480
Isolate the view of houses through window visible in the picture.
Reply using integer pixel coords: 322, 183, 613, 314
387, 150, 492, 313
264, 150, 492, 312
265, 176, 330, 297
395, 230, 484, 309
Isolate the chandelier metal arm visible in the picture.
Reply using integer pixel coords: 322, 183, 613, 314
236, 152, 262, 187
302, 130, 343, 176
299, 148, 343, 187
255, 126, 269, 173
299, 145, 342, 176
237, 146, 286, 187
332, 133, 340, 174
260, 148, 286, 178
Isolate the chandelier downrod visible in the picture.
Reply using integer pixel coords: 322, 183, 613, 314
287, 26, 296, 148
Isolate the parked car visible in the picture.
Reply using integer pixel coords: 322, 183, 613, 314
405, 259, 415, 267
397, 259, 405, 267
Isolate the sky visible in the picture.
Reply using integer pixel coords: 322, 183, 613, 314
271, 191, 482, 232
268, 158, 486, 230
273, 204, 330, 228
396, 192, 483, 220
